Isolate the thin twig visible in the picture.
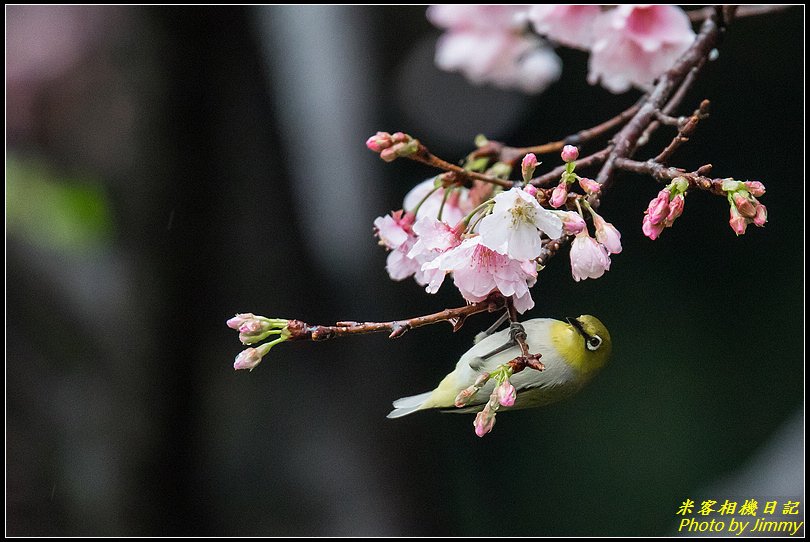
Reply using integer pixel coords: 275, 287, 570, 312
409, 145, 513, 188
687, 4, 789, 22
654, 99, 711, 164
284, 295, 506, 342
614, 158, 727, 195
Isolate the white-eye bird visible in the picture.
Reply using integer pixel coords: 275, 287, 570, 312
387, 316, 611, 418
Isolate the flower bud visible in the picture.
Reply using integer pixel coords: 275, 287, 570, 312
753, 203, 768, 227
380, 147, 398, 162
496, 380, 516, 407
729, 206, 748, 235
473, 405, 497, 437
523, 184, 538, 197
733, 192, 756, 218
721, 179, 743, 192
561, 145, 579, 163
591, 210, 622, 255
642, 214, 665, 240
454, 387, 477, 408
666, 194, 684, 223
556, 210, 587, 236
744, 181, 766, 197
365, 132, 393, 152
578, 177, 601, 195
521, 153, 538, 183
550, 182, 568, 208
234, 344, 269, 371
646, 189, 671, 224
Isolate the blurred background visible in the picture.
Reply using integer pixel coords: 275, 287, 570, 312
6, 5, 804, 536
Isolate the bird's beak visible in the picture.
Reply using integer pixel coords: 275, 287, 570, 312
566, 316, 589, 339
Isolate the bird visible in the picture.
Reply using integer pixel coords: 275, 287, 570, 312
387, 315, 611, 418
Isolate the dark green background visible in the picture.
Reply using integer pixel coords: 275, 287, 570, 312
6, 6, 803, 535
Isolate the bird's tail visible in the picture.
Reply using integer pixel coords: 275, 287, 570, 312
386, 391, 433, 419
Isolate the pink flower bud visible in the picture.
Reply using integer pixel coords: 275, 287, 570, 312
729, 206, 748, 235
646, 189, 671, 224
666, 195, 684, 223
379, 147, 398, 162
392, 131, 409, 143
227, 313, 255, 330
365, 132, 393, 152
521, 153, 539, 183
642, 214, 665, 240
454, 387, 476, 408
733, 192, 756, 218
558, 211, 587, 235
523, 184, 538, 197
496, 380, 516, 407
744, 181, 766, 197
753, 204, 768, 227
234, 347, 264, 371
561, 145, 579, 163
592, 211, 622, 254
578, 177, 601, 195
550, 182, 568, 208
473, 406, 496, 437
473, 372, 491, 388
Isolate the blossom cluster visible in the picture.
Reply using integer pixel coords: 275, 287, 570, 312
428, 5, 696, 94
370, 142, 623, 311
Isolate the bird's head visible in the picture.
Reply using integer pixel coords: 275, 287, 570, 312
555, 315, 612, 375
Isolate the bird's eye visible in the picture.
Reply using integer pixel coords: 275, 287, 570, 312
586, 335, 602, 351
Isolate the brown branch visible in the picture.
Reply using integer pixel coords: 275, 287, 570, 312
614, 158, 727, 195
284, 295, 506, 342
408, 145, 513, 188
687, 4, 790, 22
654, 99, 711, 164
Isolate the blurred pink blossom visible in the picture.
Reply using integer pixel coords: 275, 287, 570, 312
528, 5, 602, 50
588, 5, 695, 93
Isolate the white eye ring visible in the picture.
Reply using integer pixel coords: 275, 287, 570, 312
586, 335, 602, 351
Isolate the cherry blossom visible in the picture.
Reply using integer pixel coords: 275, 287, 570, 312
479, 187, 563, 260
590, 208, 622, 254
570, 231, 611, 281
428, 5, 562, 94
588, 5, 695, 93
528, 5, 602, 50
426, 236, 537, 313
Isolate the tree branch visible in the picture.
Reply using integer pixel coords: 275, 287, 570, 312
284, 294, 506, 342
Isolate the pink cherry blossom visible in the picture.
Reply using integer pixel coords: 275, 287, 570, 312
590, 209, 622, 254
588, 5, 696, 93
550, 182, 568, 208
528, 5, 602, 50
373, 210, 415, 250
428, 6, 562, 94
427, 236, 537, 313
479, 187, 563, 260
667, 195, 684, 222
385, 239, 421, 281
733, 192, 756, 218
570, 231, 611, 282
408, 217, 462, 293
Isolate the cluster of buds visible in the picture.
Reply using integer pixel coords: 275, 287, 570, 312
471, 365, 517, 437
226, 314, 291, 371
642, 177, 688, 240
550, 145, 600, 208
365, 131, 419, 162
722, 180, 767, 235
